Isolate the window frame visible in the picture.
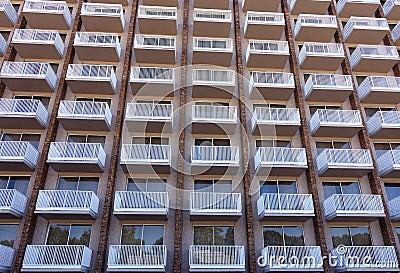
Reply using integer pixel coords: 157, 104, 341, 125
120, 224, 165, 246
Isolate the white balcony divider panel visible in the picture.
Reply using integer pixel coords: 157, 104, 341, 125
323, 194, 384, 217
192, 105, 237, 122
126, 103, 172, 120
392, 22, 400, 42
193, 37, 233, 50
58, 100, 112, 126
336, 0, 381, 15
331, 246, 398, 270
294, 14, 337, 37
252, 107, 300, 127
130, 66, 173, 81
190, 192, 242, 213
138, 5, 177, 18
310, 109, 362, 131
121, 144, 171, 163
23, 0, 72, 28
0, 0, 17, 25
81, 3, 124, 20
367, 111, 400, 135
191, 146, 240, 164
358, 76, 400, 101
0, 189, 27, 217
257, 193, 314, 215
189, 245, 245, 269
107, 245, 167, 269
261, 246, 323, 270
66, 64, 117, 88
194, 8, 231, 21
388, 195, 400, 221
48, 142, 106, 166
255, 147, 307, 167
192, 68, 235, 84
298, 42, 344, 64
74, 32, 121, 55
114, 191, 169, 213
383, 0, 400, 17
377, 150, 400, 177
304, 74, 352, 97
12, 29, 64, 54
134, 34, 175, 49
35, 190, 99, 214
0, 98, 48, 126
343, 17, 389, 40
0, 141, 39, 169
316, 149, 372, 171
0, 34, 6, 56
23, 245, 92, 270
244, 11, 284, 31
350, 45, 399, 69
0, 244, 15, 269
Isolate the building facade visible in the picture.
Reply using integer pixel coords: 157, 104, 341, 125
1, 0, 400, 272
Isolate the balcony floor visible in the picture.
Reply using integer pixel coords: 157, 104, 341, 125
352, 59, 398, 73
47, 161, 104, 173
345, 29, 389, 45
0, 209, 24, 219
312, 124, 362, 138
138, 18, 177, 35
13, 43, 63, 60
0, 115, 46, 130
193, 21, 231, 38
192, 84, 235, 99
318, 165, 373, 177
360, 90, 400, 104
23, 13, 70, 31
291, 0, 331, 15
245, 24, 284, 40
191, 164, 240, 176
339, 3, 381, 18
1, 77, 54, 93
256, 165, 308, 177
370, 127, 400, 139
0, 160, 36, 172
306, 87, 353, 103
81, 16, 124, 33
247, 53, 288, 69
113, 210, 168, 220
134, 48, 176, 65
193, 51, 233, 67
121, 162, 171, 175
192, 122, 236, 135
125, 119, 172, 134
58, 118, 110, 131
300, 56, 344, 71
253, 122, 300, 137
74, 46, 120, 63
190, 211, 242, 221
130, 81, 175, 97
296, 26, 337, 43
258, 211, 315, 222
250, 85, 294, 101
325, 211, 386, 222
67, 80, 115, 95
34, 209, 97, 220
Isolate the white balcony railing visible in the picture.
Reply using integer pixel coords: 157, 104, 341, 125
121, 144, 171, 163
294, 14, 337, 37
358, 76, 400, 101
250, 71, 294, 92
388, 195, 400, 221
35, 190, 99, 216
23, 245, 92, 270
81, 3, 124, 20
331, 246, 398, 271
383, 0, 400, 18
246, 40, 289, 62
244, 11, 284, 33
350, 45, 399, 69
0, 34, 6, 56
343, 17, 389, 41
310, 109, 362, 133
114, 191, 169, 214
304, 74, 353, 98
0, 141, 39, 169
0, 189, 27, 217
377, 150, 400, 177
257, 193, 314, 216
193, 37, 233, 51
252, 107, 300, 129
190, 192, 242, 214
316, 149, 373, 173
367, 111, 400, 136
392, 22, 400, 43
193, 68, 235, 85
0, 244, 14, 270
134, 34, 175, 49
58, 100, 112, 127
299, 42, 344, 66
108, 245, 167, 270
189, 245, 245, 270
324, 194, 384, 219
23, 0, 72, 28
12, 29, 64, 55
66, 64, 117, 89
125, 103, 172, 121
261, 246, 323, 271
48, 142, 106, 167
191, 146, 240, 164
194, 8, 231, 22
138, 5, 176, 18
130, 66, 173, 83
0, 98, 48, 127
336, 0, 381, 15
0, 61, 57, 89
255, 147, 307, 168
192, 105, 237, 122
74, 32, 121, 56
0, 0, 18, 26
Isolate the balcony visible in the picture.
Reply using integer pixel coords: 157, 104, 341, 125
316, 149, 373, 177
323, 194, 384, 221
189, 245, 245, 272
125, 102, 172, 133
66, 64, 117, 95
245, 40, 289, 69
377, 150, 400, 178
251, 107, 300, 137
0, 34, 6, 56
358, 76, 400, 104
193, 37, 233, 67
249, 71, 295, 101
191, 105, 237, 135
388, 195, 400, 221
254, 147, 308, 176
113, 191, 168, 220
35, 190, 99, 220
350, 45, 399, 73
22, 245, 92, 272
0, 141, 39, 171
304, 74, 353, 102
367, 110, 400, 138
11, 29, 64, 60
244, 12, 284, 40
134, 34, 176, 65
193, 9, 231, 38
257, 193, 314, 221
58, 100, 112, 131
0, 61, 57, 92
0, 0, 17, 28
190, 192, 242, 220
23, 1, 72, 31
242, 0, 280, 12
120, 144, 171, 174
191, 68, 236, 99
290, 0, 331, 15
336, 0, 381, 18
143, 0, 177, 6
261, 246, 323, 272
383, 0, 400, 22
343, 17, 389, 45
138, 6, 177, 35
309, 109, 363, 138
0, 244, 14, 272
130, 66, 174, 97
331, 246, 398, 272
392, 21, 400, 46
0, 98, 48, 129
298, 42, 345, 71
191, 145, 240, 175
81, 3, 124, 33
108, 245, 167, 272
0, 189, 27, 218
74, 32, 121, 62
47, 142, 106, 173
193, 0, 229, 10
294, 14, 337, 42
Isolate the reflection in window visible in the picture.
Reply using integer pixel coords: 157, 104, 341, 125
263, 226, 304, 247
121, 225, 164, 245
0, 176, 30, 194
0, 224, 18, 247
194, 226, 234, 246
57, 177, 99, 193
330, 226, 372, 248
46, 224, 92, 247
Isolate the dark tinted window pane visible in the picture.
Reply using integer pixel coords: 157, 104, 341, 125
341, 182, 360, 195
350, 227, 371, 246
0, 177, 7, 189
0, 224, 18, 247
126, 178, 143, 191
121, 225, 143, 245
142, 225, 164, 245
194, 226, 213, 245
284, 226, 304, 246
278, 181, 297, 194
323, 182, 341, 199
68, 225, 91, 246
57, 177, 78, 191
7, 176, 29, 194
146, 179, 166, 192
385, 183, 400, 201
263, 226, 284, 247
214, 226, 234, 246
21, 134, 41, 149
260, 181, 278, 195
46, 224, 69, 245
213, 180, 231, 193
396, 227, 400, 243
330, 227, 351, 248
194, 180, 213, 192
77, 177, 99, 193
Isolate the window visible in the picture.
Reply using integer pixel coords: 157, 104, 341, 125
194, 138, 230, 146
194, 179, 232, 193
121, 225, 164, 245
260, 180, 297, 195
57, 177, 99, 193
309, 105, 342, 115
385, 183, 400, 201
316, 141, 351, 155
395, 227, 400, 243
263, 226, 304, 247
322, 181, 360, 199
13, 95, 50, 108
193, 226, 234, 246
67, 134, 106, 145
256, 139, 291, 148
330, 226, 372, 248
46, 224, 92, 247
0, 224, 18, 247
195, 101, 229, 107
364, 107, 396, 118
127, 178, 166, 192
1, 133, 41, 149
374, 142, 400, 158
253, 103, 286, 111
75, 97, 111, 107
136, 99, 171, 105
131, 136, 169, 145
0, 176, 29, 194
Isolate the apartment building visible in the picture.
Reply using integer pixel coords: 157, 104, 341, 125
0, 0, 400, 272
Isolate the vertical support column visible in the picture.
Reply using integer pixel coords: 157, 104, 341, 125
13, 0, 84, 271
280, 0, 330, 271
